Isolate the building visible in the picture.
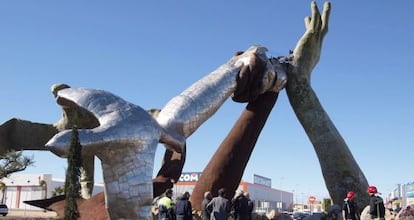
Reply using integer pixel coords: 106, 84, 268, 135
1, 172, 302, 214
387, 182, 414, 210
175, 172, 293, 213
0, 174, 104, 211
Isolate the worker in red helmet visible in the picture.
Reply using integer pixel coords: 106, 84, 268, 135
367, 186, 385, 220
342, 191, 360, 220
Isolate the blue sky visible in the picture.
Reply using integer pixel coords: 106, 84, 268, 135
1, 1, 413, 202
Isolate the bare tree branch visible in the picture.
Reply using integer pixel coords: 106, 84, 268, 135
0, 150, 34, 179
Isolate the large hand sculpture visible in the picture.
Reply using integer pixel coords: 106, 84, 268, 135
155, 52, 287, 205
155, 46, 286, 144
152, 49, 287, 197
286, 1, 369, 206
46, 45, 286, 219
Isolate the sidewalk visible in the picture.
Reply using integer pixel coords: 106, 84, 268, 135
1, 209, 58, 219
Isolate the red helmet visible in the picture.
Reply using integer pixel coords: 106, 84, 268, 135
347, 191, 355, 199
368, 186, 378, 194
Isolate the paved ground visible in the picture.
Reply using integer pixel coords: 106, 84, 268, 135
2, 209, 58, 219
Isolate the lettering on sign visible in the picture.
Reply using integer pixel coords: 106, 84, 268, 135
179, 172, 202, 182
253, 174, 272, 188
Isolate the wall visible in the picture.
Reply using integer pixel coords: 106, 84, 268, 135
0, 174, 104, 210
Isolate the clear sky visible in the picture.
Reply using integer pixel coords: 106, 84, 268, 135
1, 1, 413, 203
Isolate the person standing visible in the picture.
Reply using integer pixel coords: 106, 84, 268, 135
201, 191, 212, 220
175, 192, 192, 220
206, 188, 231, 220
367, 186, 385, 220
158, 188, 175, 220
232, 189, 250, 220
342, 191, 359, 220
244, 192, 253, 220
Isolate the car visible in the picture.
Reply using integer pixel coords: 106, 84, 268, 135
293, 211, 310, 220
0, 204, 8, 216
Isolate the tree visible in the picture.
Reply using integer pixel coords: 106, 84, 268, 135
322, 198, 332, 213
39, 180, 47, 200
64, 127, 82, 220
0, 182, 5, 204
0, 151, 29, 205
52, 186, 65, 197
0, 150, 34, 179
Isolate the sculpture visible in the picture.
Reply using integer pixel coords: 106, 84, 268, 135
152, 54, 287, 199
0, 2, 374, 219
285, 1, 369, 206
190, 1, 335, 209
45, 45, 287, 219
190, 1, 369, 210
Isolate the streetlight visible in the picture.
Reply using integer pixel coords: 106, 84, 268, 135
280, 177, 284, 212
301, 192, 304, 206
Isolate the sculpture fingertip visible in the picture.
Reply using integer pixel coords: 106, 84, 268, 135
324, 2, 331, 12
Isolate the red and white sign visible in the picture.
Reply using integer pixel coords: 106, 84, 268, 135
309, 196, 316, 204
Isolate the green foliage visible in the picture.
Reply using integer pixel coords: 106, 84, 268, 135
52, 186, 65, 197
0, 181, 5, 204
322, 198, 332, 212
39, 180, 46, 186
0, 150, 34, 179
64, 127, 82, 220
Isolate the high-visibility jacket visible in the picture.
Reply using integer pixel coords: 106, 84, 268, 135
158, 196, 174, 220
158, 196, 173, 209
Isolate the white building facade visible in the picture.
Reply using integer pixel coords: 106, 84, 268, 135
0, 174, 104, 211
387, 181, 414, 209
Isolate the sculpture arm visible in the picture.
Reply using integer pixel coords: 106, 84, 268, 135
0, 118, 58, 154
286, 1, 369, 206
153, 47, 287, 195
156, 45, 283, 146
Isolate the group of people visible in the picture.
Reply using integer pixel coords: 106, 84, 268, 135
200, 188, 253, 220
154, 187, 254, 220
155, 185, 386, 220
155, 189, 193, 220
342, 185, 385, 220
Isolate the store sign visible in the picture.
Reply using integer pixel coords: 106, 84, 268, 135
179, 172, 202, 182
253, 174, 271, 188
